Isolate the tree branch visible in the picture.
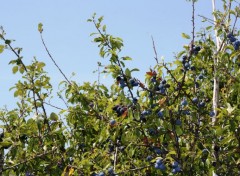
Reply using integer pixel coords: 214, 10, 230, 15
40, 33, 72, 85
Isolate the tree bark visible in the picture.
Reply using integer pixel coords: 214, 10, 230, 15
212, 0, 220, 175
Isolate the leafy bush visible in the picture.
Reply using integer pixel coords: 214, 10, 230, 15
0, 0, 240, 175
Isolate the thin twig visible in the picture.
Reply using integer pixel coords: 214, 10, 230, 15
192, 0, 195, 45
40, 34, 71, 85
92, 19, 134, 97
116, 164, 153, 175
3, 150, 55, 171
232, 2, 239, 33
44, 102, 64, 110
113, 146, 118, 171
0, 34, 51, 132
151, 36, 159, 64
198, 15, 215, 25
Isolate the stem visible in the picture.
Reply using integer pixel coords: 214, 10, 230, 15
40, 34, 71, 85
93, 20, 135, 99
0, 35, 51, 132
113, 146, 118, 171
192, 0, 195, 45
0, 130, 4, 176
212, 0, 221, 49
0, 150, 3, 176
3, 150, 54, 171
151, 36, 159, 64
116, 164, 153, 175
212, 1, 220, 175
211, 0, 220, 125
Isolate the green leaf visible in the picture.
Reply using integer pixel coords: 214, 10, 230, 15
182, 33, 190, 39
50, 112, 58, 121
226, 103, 235, 114
0, 45, 4, 53
102, 25, 106, 32
98, 16, 104, 23
19, 66, 25, 74
206, 26, 212, 30
38, 23, 43, 33
175, 126, 183, 136
125, 68, 131, 78
131, 68, 139, 72
122, 56, 132, 61
0, 140, 12, 149
12, 66, 18, 74
37, 62, 46, 69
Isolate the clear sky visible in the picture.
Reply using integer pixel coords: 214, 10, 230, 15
0, 0, 216, 108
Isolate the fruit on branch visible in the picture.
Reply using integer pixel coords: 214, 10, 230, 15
181, 99, 188, 106
146, 155, 153, 162
132, 97, 138, 104
193, 46, 201, 55
112, 105, 127, 117
198, 74, 204, 80
108, 167, 115, 175
192, 97, 198, 104
109, 119, 116, 126
227, 33, 237, 43
199, 101, 205, 108
176, 119, 182, 126
155, 159, 166, 171
182, 110, 190, 115
233, 41, 240, 51
98, 171, 105, 176
129, 78, 139, 87
227, 32, 240, 50
157, 111, 164, 119
209, 111, 215, 117
172, 161, 181, 174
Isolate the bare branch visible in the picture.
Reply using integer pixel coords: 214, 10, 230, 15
40, 33, 72, 85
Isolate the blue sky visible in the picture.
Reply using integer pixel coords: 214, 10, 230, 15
0, 0, 215, 108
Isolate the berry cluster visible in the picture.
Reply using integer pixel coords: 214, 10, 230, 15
129, 78, 139, 87
172, 161, 181, 174
116, 76, 126, 88
227, 33, 240, 50
92, 166, 115, 176
154, 159, 166, 171
181, 55, 196, 72
117, 76, 139, 88
157, 79, 170, 94
140, 109, 152, 122
192, 45, 201, 55
112, 105, 127, 117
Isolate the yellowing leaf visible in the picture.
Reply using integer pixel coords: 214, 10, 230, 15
69, 168, 75, 176
12, 66, 18, 74
182, 33, 190, 39
38, 23, 43, 33
122, 110, 128, 118
158, 97, 167, 106
0, 45, 4, 53
61, 166, 74, 176
146, 71, 156, 77
226, 103, 235, 114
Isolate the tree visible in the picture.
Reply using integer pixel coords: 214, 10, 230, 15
0, 0, 240, 175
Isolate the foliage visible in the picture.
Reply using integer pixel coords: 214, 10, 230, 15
0, 0, 240, 175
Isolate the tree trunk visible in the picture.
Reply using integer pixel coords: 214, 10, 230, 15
212, 0, 220, 175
